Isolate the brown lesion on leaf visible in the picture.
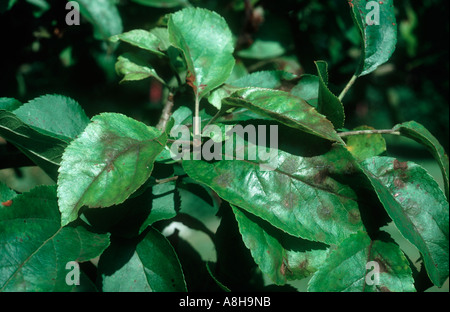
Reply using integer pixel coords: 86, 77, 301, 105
378, 286, 391, 292
106, 162, 115, 173
313, 168, 329, 185
394, 178, 406, 189
347, 209, 361, 225
297, 259, 310, 274
282, 192, 298, 210
280, 257, 293, 277
214, 172, 234, 188
374, 256, 390, 273
393, 159, 408, 171
317, 205, 334, 220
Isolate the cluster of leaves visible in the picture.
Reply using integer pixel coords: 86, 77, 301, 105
1, 1, 448, 292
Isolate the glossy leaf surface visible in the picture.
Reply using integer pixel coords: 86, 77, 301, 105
168, 7, 235, 98
0, 186, 110, 292
308, 231, 415, 292
57, 113, 167, 226
361, 157, 449, 286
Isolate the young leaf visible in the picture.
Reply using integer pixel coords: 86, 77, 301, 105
110, 29, 168, 57
232, 205, 329, 285
183, 145, 364, 245
361, 157, 449, 287
230, 71, 297, 89
115, 54, 165, 84
168, 7, 235, 99
98, 227, 187, 292
350, 0, 398, 76
393, 121, 449, 200
0, 110, 68, 180
308, 231, 415, 292
0, 186, 110, 292
13, 94, 90, 142
73, 0, 123, 40
57, 113, 167, 226
315, 61, 345, 129
223, 88, 344, 143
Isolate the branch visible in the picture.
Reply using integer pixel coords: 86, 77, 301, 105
338, 129, 401, 137
338, 75, 358, 102
156, 92, 175, 131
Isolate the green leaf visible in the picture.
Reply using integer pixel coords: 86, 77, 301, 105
131, 0, 189, 8
57, 113, 167, 226
290, 75, 319, 108
232, 205, 329, 285
394, 121, 449, 200
0, 98, 22, 111
183, 145, 364, 245
344, 126, 387, 161
223, 88, 344, 143
361, 157, 449, 287
208, 71, 296, 110
0, 186, 110, 292
98, 227, 187, 292
308, 231, 415, 292
230, 71, 297, 89
168, 7, 235, 98
0, 110, 68, 180
110, 29, 169, 56
315, 61, 345, 129
13, 94, 90, 142
350, 0, 398, 76
74, 0, 123, 40
115, 54, 165, 84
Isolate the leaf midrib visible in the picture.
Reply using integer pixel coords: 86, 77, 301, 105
67, 135, 164, 221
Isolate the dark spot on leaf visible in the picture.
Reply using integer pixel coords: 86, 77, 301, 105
348, 209, 361, 224
298, 259, 309, 272
106, 162, 115, 173
374, 256, 390, 273
214, 172, 234, 187
314, 169, 328, 184
282, 192, 298, 210
223, 113, 234, 120
393, 159, 408, 170
317, 205, 334, 220
394, 178, 406, 189
379, 286, 391, 292
280, 258, 292, 277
